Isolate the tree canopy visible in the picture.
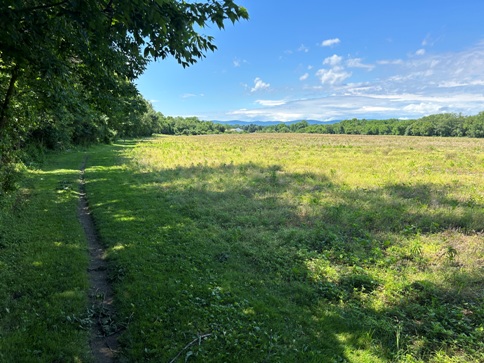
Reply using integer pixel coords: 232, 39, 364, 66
251, 113, 484, 138
0, 0, 248, 190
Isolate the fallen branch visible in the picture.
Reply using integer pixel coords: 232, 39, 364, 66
168, 333, 212, 363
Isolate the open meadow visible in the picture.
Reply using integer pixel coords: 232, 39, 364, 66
1, 133, 484, 362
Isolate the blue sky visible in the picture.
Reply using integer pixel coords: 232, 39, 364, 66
136, 0, 484, 122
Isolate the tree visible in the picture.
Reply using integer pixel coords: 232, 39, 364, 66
0, 0, 248, 188
464, 112, 484, 138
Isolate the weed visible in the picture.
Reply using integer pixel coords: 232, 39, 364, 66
445, 246, 458, 263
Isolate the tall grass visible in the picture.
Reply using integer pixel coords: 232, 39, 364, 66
85, 134, 484, 362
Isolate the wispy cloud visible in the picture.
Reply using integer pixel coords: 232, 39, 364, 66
377, 59, 404, 65
251, 77, 271, 92
421, 34, 439, 47
219, 42, 484, 122
181, 93, 197, 98
438, 80, 484, 88
226, 92, 484, 122
255, 99, 287, 106
228, 108, 304, 122
233, 57, 247, 67
299, 73, 309, 81
346, 58, 375, 71
321, 38, 341, 47
422, 36, 430, 47
298, 44, 309, 53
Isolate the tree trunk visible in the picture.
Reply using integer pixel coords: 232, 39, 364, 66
0, 64, 20, 135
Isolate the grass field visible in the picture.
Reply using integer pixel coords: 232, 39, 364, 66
1, 133, 484, 362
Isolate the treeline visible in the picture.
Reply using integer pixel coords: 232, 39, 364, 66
17, 109, 484, 155
156, 116, 226, 136
0, 1, 247, 192
22, 101, 226, 152
122, 103, 226, 137
240, 112, 484, 138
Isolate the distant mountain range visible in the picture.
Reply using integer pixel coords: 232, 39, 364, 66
212, 120, 341, 127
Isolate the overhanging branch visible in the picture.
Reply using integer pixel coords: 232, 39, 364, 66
9, 0, 69, 13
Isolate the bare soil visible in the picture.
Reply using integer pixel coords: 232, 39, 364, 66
78, 158, 120, 362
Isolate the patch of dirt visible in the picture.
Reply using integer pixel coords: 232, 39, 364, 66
78, 157, 120, 362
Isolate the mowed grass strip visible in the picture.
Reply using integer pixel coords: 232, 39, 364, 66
82, 134, 484, 362
0, 151, 90, 362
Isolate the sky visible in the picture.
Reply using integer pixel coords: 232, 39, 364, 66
135, 0, 484, 122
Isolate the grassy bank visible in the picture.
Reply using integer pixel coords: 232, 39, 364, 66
1, 134, 483, 362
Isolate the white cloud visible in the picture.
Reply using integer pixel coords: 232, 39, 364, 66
403, 102, 443, 114
224, 90, 484, 122
255, 99, 287, 106
317, 54, 351, 85
346, 58, 375, 71
216, 42, 484, 122
415, 48, 426, 56
251, 77, 270, 92
323, 54, 343, 66
316, 67, 351, 85
321, 38, 341, 47
299, 73, 309, 81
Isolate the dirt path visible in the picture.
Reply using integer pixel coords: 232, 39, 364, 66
78, 157, 120, 362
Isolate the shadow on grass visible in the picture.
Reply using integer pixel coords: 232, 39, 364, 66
83, 142, 484, 362
0, 153, 91, 362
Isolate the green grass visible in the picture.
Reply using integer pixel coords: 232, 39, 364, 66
2, 134, 484, 362
88, 134, 484, 362
0, 151, 90, 362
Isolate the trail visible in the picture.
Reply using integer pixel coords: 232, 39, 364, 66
78, 157, 120, 362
